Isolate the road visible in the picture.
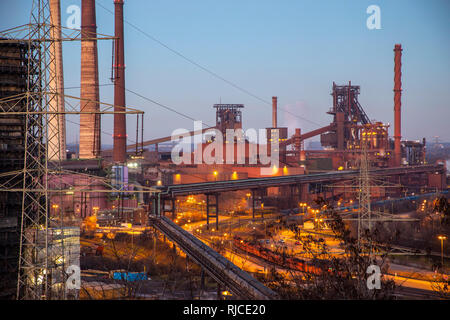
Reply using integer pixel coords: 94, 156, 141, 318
179, 211, 447, 299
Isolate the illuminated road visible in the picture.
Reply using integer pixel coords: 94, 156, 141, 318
179, 212, 447, 298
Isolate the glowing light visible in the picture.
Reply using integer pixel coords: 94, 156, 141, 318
156, 180, 162, 186
272, 165, 278, 175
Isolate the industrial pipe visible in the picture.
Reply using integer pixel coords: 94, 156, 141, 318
113, 0, 127, 163
49, 0, 66, 160
394, 44, 402, 166
80, 0, 101, 159
272, 96, 277, 128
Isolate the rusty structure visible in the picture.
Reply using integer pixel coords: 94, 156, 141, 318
214, 104, 243, 136
0, 0, 445, 301
321, 81, 371, 151
394, 44, 403, 166
79, 0, 101, 159
112, 0, 127, 164
272, 96, 277, 128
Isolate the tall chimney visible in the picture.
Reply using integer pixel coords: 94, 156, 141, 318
272, 96, 277, 128
49, 0, 66, 160
79, 0, 101, 159
113, 0, 127, 163
394, 44, 402, 166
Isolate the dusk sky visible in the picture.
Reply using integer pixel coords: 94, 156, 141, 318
1, 0, 449, 146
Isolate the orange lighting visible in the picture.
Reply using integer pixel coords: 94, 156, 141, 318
272, 165, 278, 175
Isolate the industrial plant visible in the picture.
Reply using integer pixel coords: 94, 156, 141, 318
0, 0, 448, 302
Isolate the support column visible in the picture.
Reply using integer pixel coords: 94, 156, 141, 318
336, 112, 345, 151
206, 193, 219, 230
217, 283, 222, 300
300, 183, 308, 202
171, 197, 176, 220
289, 185, 295, 213
200, 270, 205, 292
252, 189, 256, 221
251, 189, 265, 220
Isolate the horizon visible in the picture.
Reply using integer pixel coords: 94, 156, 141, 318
1, 0, 449, 146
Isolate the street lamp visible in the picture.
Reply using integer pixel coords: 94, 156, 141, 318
299, 202, 307, 215
438, 235, 447, 269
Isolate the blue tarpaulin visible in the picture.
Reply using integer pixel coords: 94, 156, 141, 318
113, 272, 148, 281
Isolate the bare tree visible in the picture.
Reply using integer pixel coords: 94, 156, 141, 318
263, 198, 396, 299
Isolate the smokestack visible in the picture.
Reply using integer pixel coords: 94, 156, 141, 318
113, 0, 127, 163
79, 0, 101, 159
49, 0, 66, 160
394, 44, 402, 166
272, 96, 277, 128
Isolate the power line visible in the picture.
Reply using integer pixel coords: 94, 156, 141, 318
96, 2, 325, 129
63, 83, 113, 90
124, 87, 215, 128
65, 118, 137, 144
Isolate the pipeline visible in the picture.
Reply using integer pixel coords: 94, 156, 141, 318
149, 216, 278, 300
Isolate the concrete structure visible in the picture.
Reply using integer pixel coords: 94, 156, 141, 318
48, 0, 66, 161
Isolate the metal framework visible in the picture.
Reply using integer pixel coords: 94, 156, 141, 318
0, 0, 146, 299
325, 142, 418, 251
329, 81, 370, 125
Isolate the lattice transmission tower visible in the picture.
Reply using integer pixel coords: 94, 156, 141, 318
0, 0, 151, 299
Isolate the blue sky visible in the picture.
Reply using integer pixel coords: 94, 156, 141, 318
1, 0, 449, 145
